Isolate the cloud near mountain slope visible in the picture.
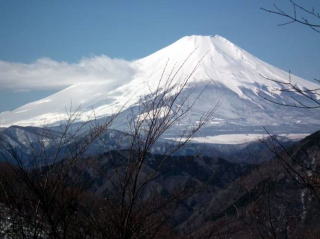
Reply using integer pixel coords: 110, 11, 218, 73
0, 56, 134, 91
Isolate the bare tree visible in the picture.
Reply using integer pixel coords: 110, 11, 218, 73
0, 53, 216, 238
260, 0, 320, 202
82, 54, 216, 239
0, 110, 118, 238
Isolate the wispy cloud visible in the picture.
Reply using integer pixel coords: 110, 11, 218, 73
0, 56, 135, 91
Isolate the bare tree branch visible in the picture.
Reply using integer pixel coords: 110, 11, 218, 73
261, 0, 320, 33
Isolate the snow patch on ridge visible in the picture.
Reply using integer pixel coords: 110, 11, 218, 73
167, 133, 309, 145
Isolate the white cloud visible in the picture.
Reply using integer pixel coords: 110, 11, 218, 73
0, 55, 135, 91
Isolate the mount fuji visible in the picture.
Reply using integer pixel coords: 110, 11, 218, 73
1, 35, 320, 143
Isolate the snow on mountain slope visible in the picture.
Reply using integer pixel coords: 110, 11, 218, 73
168, 133, 309, 145
0, 35, 319, 135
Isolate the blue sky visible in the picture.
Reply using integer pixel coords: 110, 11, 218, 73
0, 0, 319, 112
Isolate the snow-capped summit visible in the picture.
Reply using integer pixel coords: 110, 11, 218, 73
0, 35, 319, 136
131, 35, 316, 99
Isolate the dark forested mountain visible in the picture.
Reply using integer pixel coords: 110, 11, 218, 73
180, 130, 320, 238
